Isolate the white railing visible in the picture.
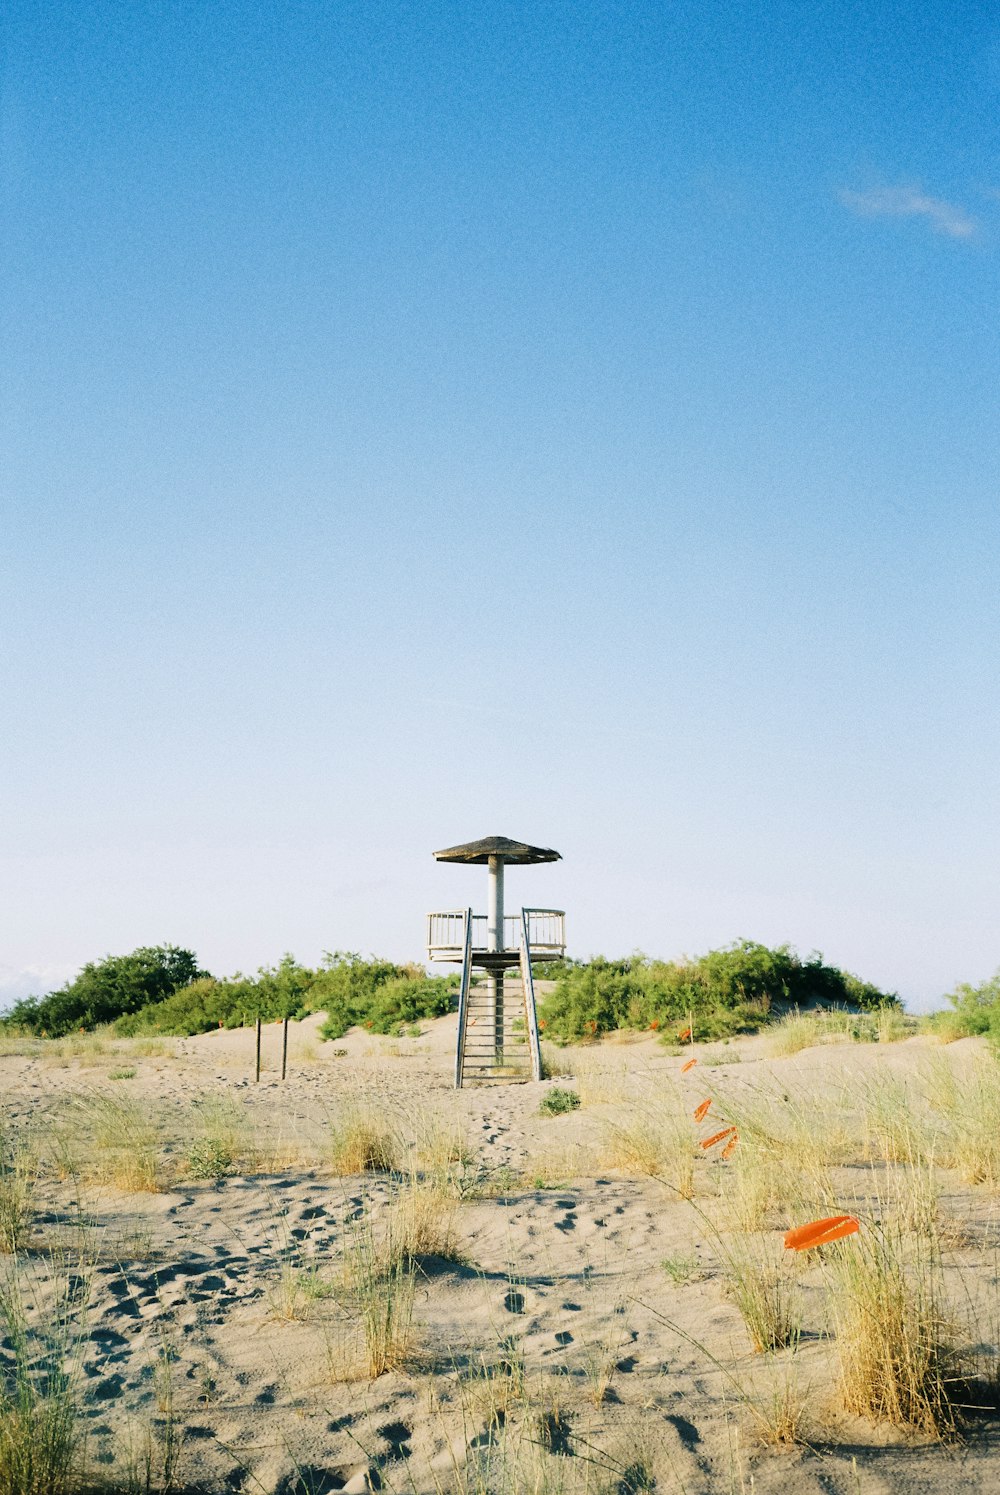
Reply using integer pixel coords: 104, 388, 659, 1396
426, 910, 469, 957
427, 907, 565, 960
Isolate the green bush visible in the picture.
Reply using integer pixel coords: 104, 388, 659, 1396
116, 954, 314, 1036
926, 969, 1000, 1043
2, 945, 206, 1037
112, 950, 458, 1041
307, 951, 415, 1037
187, 1139, 234, 1180
537, 941, 898, 1042
539, 1087, 581, 1116
318, 968, 458, 1039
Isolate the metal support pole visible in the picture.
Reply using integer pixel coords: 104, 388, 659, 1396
255, 1018, 262, 1082
281, 1016, 288, 1080
487, 857, 505, 1062
487, 857, 504, 952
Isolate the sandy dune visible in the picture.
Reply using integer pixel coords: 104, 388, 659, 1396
3, 1015, 1000, 1493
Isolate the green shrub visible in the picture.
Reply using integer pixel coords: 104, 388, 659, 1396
3, 946, 206, 1037
539, 1087, 581, 1116
112, 950, 458, 1041
537, 942, 898, 1042
318, 966, 457, 1039
187, 1140, 234, 1180
926, 969, 1000, 1044
116, 954, 313, 1036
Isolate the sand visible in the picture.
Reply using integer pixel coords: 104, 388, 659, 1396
3, 1015, 1000, 1493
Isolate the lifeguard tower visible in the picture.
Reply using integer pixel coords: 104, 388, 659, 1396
427, 836, 565, 1087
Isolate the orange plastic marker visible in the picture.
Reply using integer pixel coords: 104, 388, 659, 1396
693, 1099, 712, 1122
784, 1215, 859, 1251
681, 1057, 697, 1073
700, 1126, 737, 1151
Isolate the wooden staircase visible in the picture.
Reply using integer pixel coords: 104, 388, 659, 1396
454, 908, 542, 1087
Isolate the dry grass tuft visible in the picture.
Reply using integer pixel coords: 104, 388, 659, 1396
461, 1339, 527, 1426
721, 1141, 799, 1233
0, 1132, 35, 1254
710, 1079, 854, 1178
602, 1089, 695, 1197
0, 1032, 43, 1060
0, 1266, 84, 1495
765, 1012, 824, 1058
931, 1060, 1000, 1186
826, 1218, 963, 1436
389, 1178, 463, 1265
724, 1239, 800, 1353
328, 1108, 397, 1175
409, 1108, 473, 1182
523, 1141, 597, 1190
64, 1093, 165, 1193
329, 1211, 417, 1378
858, 1073, 930, 1164
569, 1056, 631, 1108
742, 1360, 810, 1447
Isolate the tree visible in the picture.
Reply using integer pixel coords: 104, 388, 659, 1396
3, 945, 207, 1036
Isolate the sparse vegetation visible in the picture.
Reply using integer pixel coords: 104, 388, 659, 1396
603, 1093, 695, 1196
927, 968, 1000, 1046
4, 940, 1000, 1491
767, 1006, 915, 1057
661, 1251, 699, 1285
186, 1139, 234, 1181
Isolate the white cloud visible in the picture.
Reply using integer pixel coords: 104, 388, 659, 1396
838, 183, 975, 239
0, 963, 73, 1013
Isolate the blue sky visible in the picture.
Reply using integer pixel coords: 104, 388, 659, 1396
2, 1, 998, 1011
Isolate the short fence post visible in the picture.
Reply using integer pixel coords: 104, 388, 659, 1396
255, 1018, 262, 1082
281, 1016, 288, 1080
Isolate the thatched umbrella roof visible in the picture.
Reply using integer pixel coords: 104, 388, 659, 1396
432, 836, 561, 866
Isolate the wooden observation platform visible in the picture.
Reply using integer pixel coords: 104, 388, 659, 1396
429, 836, 565, 1088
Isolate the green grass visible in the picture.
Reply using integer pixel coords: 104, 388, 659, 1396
0, 1268, 83, 1495
661, 1252, 699, 1285
0, 1135, 34, 1254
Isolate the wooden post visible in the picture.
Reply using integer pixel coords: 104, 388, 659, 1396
255, 1018, 262, 1082
281, 1016, 288, 1080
